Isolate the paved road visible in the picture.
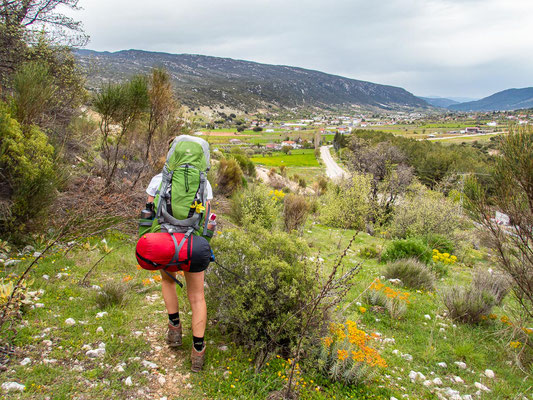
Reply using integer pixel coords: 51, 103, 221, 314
320, 146, 349, 180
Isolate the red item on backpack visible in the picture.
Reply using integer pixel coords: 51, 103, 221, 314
135, 232, 211, 273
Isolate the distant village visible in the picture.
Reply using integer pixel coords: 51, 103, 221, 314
191, 108, 532, 148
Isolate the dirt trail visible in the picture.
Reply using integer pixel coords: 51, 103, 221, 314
144, 324, 193, 400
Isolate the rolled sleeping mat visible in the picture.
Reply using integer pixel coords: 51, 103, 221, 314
136, 232, 212, 273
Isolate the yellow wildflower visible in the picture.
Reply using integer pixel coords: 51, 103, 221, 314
337, 349, 349, 361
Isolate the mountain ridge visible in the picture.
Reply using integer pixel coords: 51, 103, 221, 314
448, 87, 533, 111
419, 97, 460, 108
75, 49, 429, 111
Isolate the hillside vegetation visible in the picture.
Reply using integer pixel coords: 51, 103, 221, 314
449, 87, 533, 112
0, 2, 532, 399
76, 49, 429, 111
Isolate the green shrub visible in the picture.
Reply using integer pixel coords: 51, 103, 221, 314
319, 174, 371, 230
207, 227, 319, 354
230, 185, 280, 229
471, 268, 509, 306
244, 148, 255, 158
424, 233, 455, 254
94, 281, 130, 309
442, 286, 496, 324
211, 149, 224, 160
383, 259, 436, 290
359, 245, 379, 259
429, 262, 449, 278
0, 104, 58, 237
380, 238, 432, 264
389, 184, 465, 238
316, 176, 328, 195
11, 62, 57, 126
216, 158, 243, 196
364, 289, 387, 308
283, 193, 310, 233
230, 153, 256, 177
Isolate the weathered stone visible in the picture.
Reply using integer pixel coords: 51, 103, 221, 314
1, 382, 25, 392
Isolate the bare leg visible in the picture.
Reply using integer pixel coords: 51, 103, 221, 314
184, 271, 207, 338
160, 270, 179, 314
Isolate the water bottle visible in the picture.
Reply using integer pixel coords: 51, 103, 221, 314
141, 202, 155, 220
207, 213, 217, 231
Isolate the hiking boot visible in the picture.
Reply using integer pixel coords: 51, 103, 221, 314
191, 344, 206, 372
166, 322, 182, 347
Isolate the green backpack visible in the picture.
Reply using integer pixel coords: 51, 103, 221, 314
141, 135, 212, 239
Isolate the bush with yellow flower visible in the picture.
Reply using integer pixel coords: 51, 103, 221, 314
365, 278, 410, 320
432, 249, 457, 265
317, 321, 387, 385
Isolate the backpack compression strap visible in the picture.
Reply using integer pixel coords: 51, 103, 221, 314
157, 166, 208, 234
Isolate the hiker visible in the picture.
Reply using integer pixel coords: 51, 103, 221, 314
143, 135, 214, 372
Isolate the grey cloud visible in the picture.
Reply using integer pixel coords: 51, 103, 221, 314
70, 0, 533, 98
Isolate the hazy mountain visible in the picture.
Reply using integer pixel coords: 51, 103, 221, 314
420, 97, 460, 108
76, 49, 428, 111
449, 88, 533, 111
447, 97, 478, 103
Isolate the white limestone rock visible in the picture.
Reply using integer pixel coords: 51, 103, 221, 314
2, 382, 25, 392
20, 358, 31, 366
474, 382, 490, 392
454, 361, 467, 369
453, 375, 464, 384
484, 369, 495, 379
86, 348, 105, 358
141, 360, 158, 369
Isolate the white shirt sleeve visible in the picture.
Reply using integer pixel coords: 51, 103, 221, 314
146, 173, 162, 197
205, 180, 213, 200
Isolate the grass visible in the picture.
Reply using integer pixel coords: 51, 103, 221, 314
437, 134, 499, 143
251, 149, 320, 167
1, 215, 531, 399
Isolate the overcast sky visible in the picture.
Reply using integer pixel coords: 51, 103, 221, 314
67, 0, 533, 99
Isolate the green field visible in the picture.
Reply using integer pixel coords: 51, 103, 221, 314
251, 149, 320, 167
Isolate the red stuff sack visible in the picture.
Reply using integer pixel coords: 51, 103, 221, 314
135, 232, 212, 273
